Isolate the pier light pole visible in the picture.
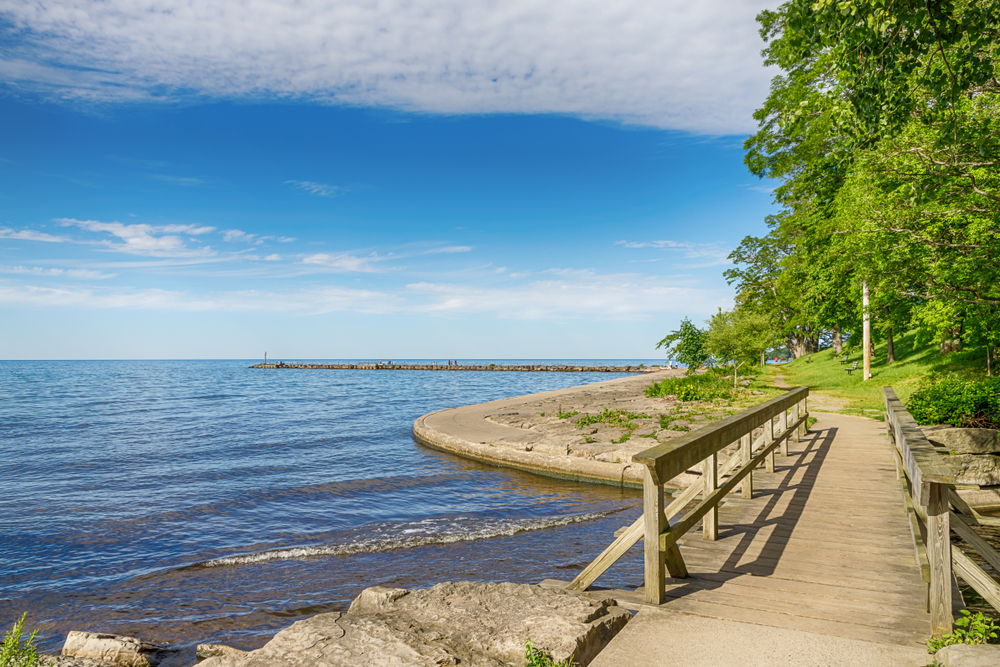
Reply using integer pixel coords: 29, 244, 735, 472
862, 282, 871, 381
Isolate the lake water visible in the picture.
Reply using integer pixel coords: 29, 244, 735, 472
0, 360, 656, 652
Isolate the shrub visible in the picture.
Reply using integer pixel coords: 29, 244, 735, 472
2, 614, 41, 667
907, 376, 1000, 428
926, 610, 999, 653
644, 374, 735, 402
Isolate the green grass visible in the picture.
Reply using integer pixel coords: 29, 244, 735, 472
770, 329, 988, 416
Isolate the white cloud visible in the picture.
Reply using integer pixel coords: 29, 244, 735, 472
422, 246, 472, 254
223, 229, 259, 243
149, 174, 205, 186
263, 254, 281, 261
58, 218, 217, 257
0, 0, 777, 134
615, 239, 732, 267
0, 281, 403, 314
405, 273, 728, 319
285, 181, 344, 197
0, 226, 74, 243
301, 252, 382, 272
0, 265, 116, 279
0, 266, 727, 318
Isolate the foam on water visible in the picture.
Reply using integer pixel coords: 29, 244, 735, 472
199, 508, 631, 567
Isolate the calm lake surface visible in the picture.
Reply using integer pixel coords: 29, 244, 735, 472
0, 360, 656, 651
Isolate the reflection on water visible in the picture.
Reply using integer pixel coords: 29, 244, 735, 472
0, 361, 646, 651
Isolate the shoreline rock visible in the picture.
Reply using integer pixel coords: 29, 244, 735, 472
198, 582, 630, 667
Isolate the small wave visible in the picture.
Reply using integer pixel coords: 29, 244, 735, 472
198, 508, 629, 567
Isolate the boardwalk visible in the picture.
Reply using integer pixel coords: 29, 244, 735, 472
550, 410, 946, 664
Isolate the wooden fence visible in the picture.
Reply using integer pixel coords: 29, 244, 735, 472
568, 386, 809, 604
884, 387, 1000, 636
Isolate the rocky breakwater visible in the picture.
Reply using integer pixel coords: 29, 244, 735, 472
921, 426, 1000, 511
414, 369, 753, 489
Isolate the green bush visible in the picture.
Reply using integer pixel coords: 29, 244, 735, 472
926, 610, 999, 653
524, 639, 578, 667
644, 373, 735, 402
2, 614, 41, 667
907, 376, 1000, 428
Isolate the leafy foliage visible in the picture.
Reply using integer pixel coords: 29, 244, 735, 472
926, 610, 1000, 653
907, 376, 1000, 427
576, 408, 650, 429
524, 639, 578, 667
656, 318, 710, 374
645, 374, 736, 402
1, 614, 41, 667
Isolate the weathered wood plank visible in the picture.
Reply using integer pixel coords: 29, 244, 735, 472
884, 387, 955, 506
953, 546, 1000, 613
950, 512, 1000, 575
643, 466, 666, 604
703, 451, 718, 541
740, 432, 753, 499
927, 482, 953, 636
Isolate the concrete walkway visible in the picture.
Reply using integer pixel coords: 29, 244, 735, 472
576, 410, 944, 666
590, 609, 932, 667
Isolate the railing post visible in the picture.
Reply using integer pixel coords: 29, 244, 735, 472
779, 408, 789, 456
927, 482, 954, 636
792, 402, 800, 443
703, 452, 718, 541
766, 417, 776, 473
740, 433, 753, 499
643, 466, 666, 605
799, 398, 808, 436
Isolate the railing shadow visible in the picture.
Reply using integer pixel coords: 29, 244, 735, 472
657, 423, 837, 598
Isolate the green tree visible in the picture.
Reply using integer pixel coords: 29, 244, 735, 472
656, 318, 710, 374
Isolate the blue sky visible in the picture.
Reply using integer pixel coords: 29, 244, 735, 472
0, 0, 778, 359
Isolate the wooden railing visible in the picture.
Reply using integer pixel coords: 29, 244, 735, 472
884, 387, 1000, 636
568, 386, 809, 604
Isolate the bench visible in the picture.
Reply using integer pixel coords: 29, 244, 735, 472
845, 361, 859, 375
838, 354, 848, 364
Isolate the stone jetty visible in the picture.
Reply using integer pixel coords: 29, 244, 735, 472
250, 362, 659, 372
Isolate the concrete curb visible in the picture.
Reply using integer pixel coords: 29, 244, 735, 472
413, 412, 645, 489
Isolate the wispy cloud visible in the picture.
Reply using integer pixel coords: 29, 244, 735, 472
422, 245, 472, 255
1, 0, 775, 134
58, 218, 217, 257
263, 254, 281, 261
0, 282, 403, 314
223, 229, 259, 244
0, 265, 117, 279
149, 174, 205, 186
301, 252, 382, 272
0, 226, 75, 243
285, 181, 344, 197
0, 269, 726, 318
615, 239, 732, 267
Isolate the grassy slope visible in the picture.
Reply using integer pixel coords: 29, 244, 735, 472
769, 329, 988, 416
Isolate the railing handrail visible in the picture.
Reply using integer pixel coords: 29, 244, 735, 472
884, 387, 954, 504
634, 385, 809, 484
883, 386, 956, 637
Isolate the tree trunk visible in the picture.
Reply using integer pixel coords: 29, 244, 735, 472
886, 327, 895, 364
788, 334, 808, 359
832, 325, 843, 354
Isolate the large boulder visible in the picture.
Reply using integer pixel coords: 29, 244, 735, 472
199, 582, 630, 667
935, 643, 1000, 666
943, 454, 1000, 486
923, 427, 1000, 455
60, 632, 177, 667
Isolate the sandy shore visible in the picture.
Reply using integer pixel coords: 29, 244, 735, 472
413, 369, 750, 489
